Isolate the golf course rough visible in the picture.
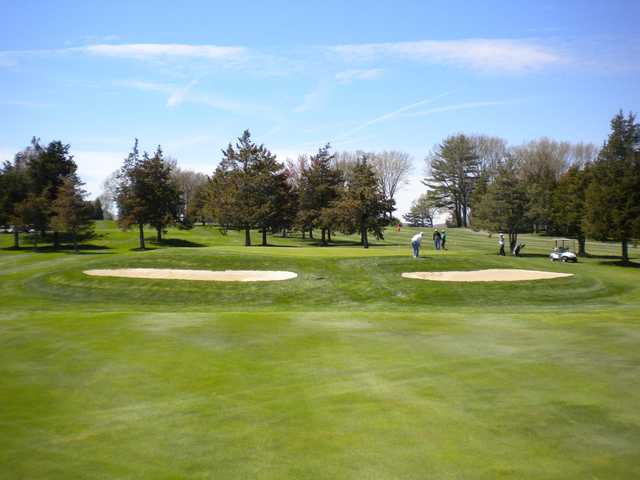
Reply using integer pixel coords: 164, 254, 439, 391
84, 268, 298, 282
402, 268, 574, 282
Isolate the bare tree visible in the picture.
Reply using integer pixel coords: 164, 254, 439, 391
98, 170, 119, 220
284, 154, 310, 188
370, 150, 412, 219
470, 135, 509, 176
172, 167, 208, 222
569, 142, 599, 167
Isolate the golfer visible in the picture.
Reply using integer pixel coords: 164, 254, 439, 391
441, 230, 447, 250
411, 232, 423, 258
433, 229, 442, 250
498, 233, 505, 256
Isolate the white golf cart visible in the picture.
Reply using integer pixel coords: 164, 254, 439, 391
550, 238, 578, 263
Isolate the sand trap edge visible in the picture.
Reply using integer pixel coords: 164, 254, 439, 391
84, 268, 298, 282
402, 269, 574, 282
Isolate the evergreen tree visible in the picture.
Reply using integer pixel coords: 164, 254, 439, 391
144, 147, 182, 242
583, 111, 640, 262
331, 157, 388, 248
296, 144, 343, 245
424, 134, 480, 227
550, 165, 591, 256
116, 141, 182, 248
50, 175, 94, 252
208, 130, 285, 246
0, 159, 29, 248
24, 138, 77, 247
473, 159, 529, 253
403, 193, 438, 227
90, 198, 104, 220
116, 140, 147, 249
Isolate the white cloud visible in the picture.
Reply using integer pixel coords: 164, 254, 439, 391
114, 79, 252, 113
335, 68, 383, 84
166, 79, 198, 107
403, 100, 517, 117
293, 83, 331, 113
334, 91, 453, 141
331, 38, 563, 72
81, 43, 247, 62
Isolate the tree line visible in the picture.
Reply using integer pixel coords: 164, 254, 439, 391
1, 132, 412, 251
3, 111, 638, 258
0, 138, 103, 251
417, 111, 640, 261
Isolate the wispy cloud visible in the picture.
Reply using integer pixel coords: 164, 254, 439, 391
334, 92, 453, 141
330, 39, 564, 72
403, 100, 518, 117
114, 78, 261, 113
166, 79, 198, 107
81, 43, 247, 62
293, 83, 331, 113
335, 68, 383, 84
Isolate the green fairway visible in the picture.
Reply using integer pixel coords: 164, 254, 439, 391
1, 223, 639, 479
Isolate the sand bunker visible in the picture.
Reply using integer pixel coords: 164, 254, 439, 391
402, 269, 573, 282
84, 268, 297, 282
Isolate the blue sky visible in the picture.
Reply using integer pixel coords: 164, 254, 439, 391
1, 0, 638, 214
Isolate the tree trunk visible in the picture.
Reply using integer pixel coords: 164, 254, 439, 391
509, 231, 517, 254
454, 202, 462, 227
138, 223, 146, 250
261, 229, 267, 246
321, 228, 326, 246
622, 238, 629, 263
13, 230, 19, 249
578, 237, 586, 257
302, 229, 306, 239
73, 233, 78, 253
327, 229, 332, 243
461, 201, 468, 228
156, 226, 162, 243
309, 228, 313, 239
361, 225, 369, 249
53, 231, 60, 249
245, 227, 251, 246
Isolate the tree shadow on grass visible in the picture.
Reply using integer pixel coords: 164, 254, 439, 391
598, 260, 640, 268
152, 238, 207, 248
2, 244, 112, 254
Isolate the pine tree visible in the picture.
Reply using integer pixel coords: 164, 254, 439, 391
331, 157, 388, 248
403, 193, 438, 227
50, 175, 94, 252
0, 159, 29, 248
296, 144, 343, 245
551, 165, 591, 256
473, 159, 529, 253
583, 111, 640, 262
424, 134, 480, 227
25, 138, 78, 247
208, 130, 285, 246
116, 141, 182, 248
144, 147, 182, 242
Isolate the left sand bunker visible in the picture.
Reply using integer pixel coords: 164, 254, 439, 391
84, 268, 298, 282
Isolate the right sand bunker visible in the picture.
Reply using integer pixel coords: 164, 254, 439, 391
402, 269, 573, 282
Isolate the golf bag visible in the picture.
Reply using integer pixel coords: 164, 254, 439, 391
512, 243, 526, 256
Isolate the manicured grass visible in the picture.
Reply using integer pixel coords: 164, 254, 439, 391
1, 222, 639, 478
